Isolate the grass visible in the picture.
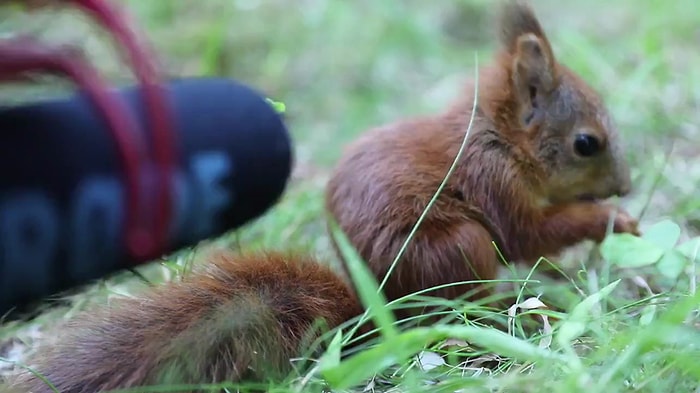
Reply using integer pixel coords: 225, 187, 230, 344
1, 0, 700, 392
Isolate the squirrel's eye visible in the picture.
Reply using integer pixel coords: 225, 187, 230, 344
574, 134, 600, 157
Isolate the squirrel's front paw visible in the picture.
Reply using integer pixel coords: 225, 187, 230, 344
611, 208, 640, 236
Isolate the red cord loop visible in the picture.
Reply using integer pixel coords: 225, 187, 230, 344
0, 0, 178, 262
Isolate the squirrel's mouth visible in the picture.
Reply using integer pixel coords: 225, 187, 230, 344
576, 194, 600, 202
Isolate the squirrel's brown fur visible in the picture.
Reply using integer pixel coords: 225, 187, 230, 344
3, 252, 364, 393
325, 0, 640, 321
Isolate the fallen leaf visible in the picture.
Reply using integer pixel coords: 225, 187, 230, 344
439, 338, 469, 349
508, 296, 548, 319
417, 351, 446, 371
538, 314, 553, 349
631, 275, 654, 295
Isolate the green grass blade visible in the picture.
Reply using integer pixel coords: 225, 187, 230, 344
327, 219, 397, 338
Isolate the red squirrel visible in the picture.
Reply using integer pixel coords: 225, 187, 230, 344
3, 1, 640, 392
325, 0, 640, 321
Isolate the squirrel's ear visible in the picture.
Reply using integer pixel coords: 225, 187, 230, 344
499, 1, 549, 49
499, 0, 557, 127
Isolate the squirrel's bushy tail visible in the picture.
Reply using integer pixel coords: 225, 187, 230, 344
4, 251, 363, 393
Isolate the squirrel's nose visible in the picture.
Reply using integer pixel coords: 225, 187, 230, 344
614, 169, 632, 197
612, 153, 632, 197
617, 181, 631, 197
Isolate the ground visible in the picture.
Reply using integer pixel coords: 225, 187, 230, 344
1, 0, 699, 392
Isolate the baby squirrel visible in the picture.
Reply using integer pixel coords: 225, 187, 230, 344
3, 1, 640, 392
325, 0, 640, 320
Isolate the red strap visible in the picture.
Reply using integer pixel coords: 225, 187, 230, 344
72, 0, 178, 261
0, 0, 178, 262
0, 38, 149, 261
